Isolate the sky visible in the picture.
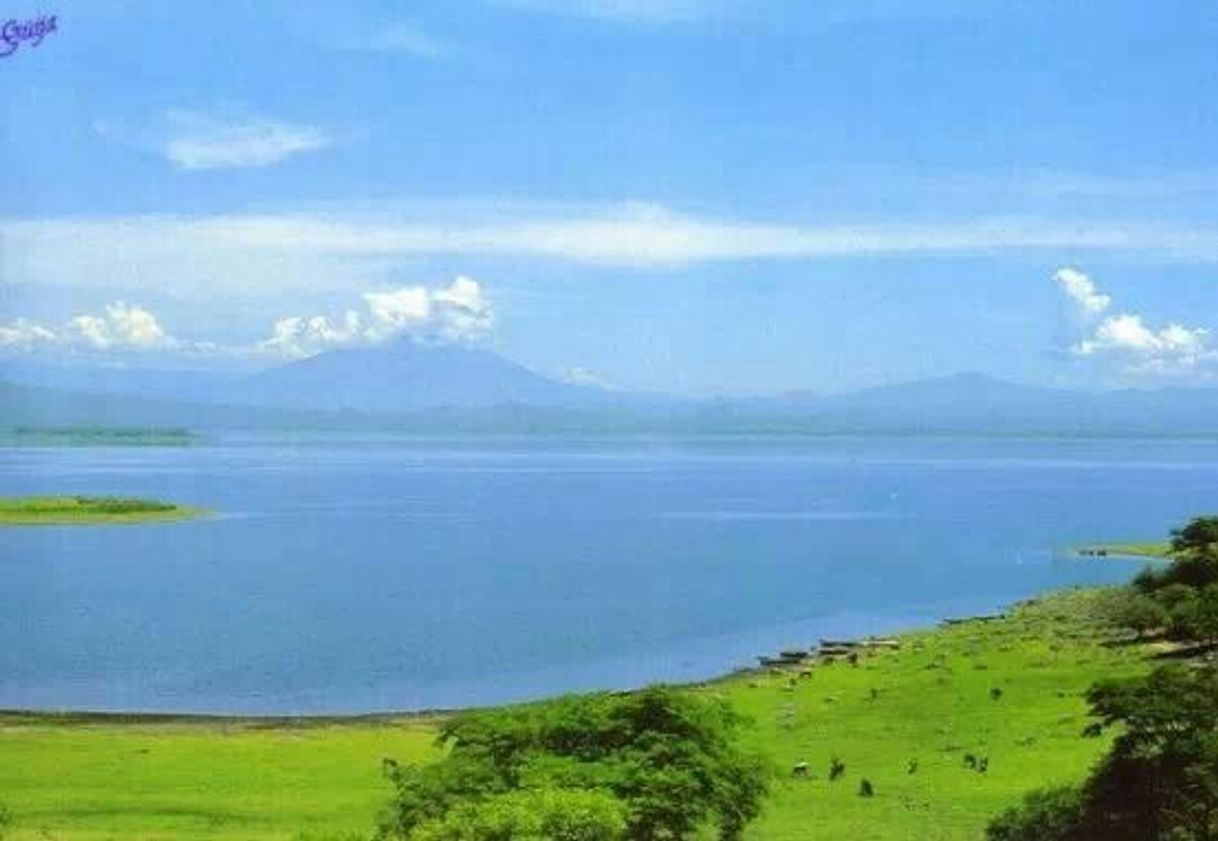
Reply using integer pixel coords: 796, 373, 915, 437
2, 0, 1218, 394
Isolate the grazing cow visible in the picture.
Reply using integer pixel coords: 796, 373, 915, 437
907, 758, 919, 775
792, 761, 809, 777
963, 753, 977, 770
829, 757, 846, 781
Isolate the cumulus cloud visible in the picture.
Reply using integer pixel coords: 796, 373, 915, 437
1053, 266, 1111, 316
0, 319, 58, 349
1054, 267, 1216, 377
0, 302, 175, 352
260, 276, 494, 358
161, 110, 331, 171
1, 279, 495, 362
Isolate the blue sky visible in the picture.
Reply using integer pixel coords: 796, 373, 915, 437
2, 0, 1218, 393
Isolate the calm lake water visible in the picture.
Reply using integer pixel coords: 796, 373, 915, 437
2, 436, 1216, 714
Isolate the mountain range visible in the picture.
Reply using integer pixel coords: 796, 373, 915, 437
3, 340, 1217, 436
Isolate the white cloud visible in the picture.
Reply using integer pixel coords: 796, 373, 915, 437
0, 319, 58, 349
1, 280, 495, 362
0, 302, 174, 352
1053, 266, 1111, 317
261, 276, 494, 358
162, 110, 331, 171
563, 367, 614, 388
1053, 267, 1216, 377
8, 207, 1218, 305
493, 0, 735, 23
352, 23, 450, 58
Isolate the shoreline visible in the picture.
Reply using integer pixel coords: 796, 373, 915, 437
1, 584, 1154, 841
0, 586, 1106, 727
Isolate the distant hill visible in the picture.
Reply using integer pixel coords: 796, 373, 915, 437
4, 351, 1218, 437
224, 340, 609, 412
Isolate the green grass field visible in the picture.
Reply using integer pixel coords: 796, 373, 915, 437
0, 589, 1153, 840
0, 716, 441, 840
0, 496, 203, 526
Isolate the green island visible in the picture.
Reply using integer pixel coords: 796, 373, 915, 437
0, 427, 198, 447
1, 517, 1215, 840
1075, 541, 1172, 559
0, 496, 203, 526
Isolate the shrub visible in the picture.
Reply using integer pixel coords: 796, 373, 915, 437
378, 687, 767, 841
988, 664, 1218, 841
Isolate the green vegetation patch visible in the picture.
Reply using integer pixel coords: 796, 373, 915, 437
1075, 541, 1172, 559
0, 716, 441, 841
704, 588, 1154, 840
0, 495, 203, 525
0, 427, 197, 447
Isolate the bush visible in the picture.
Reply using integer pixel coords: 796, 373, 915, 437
378, 687, 767, 841
987, 786, 1085, 841
1109, 591, 1169, 638
411, 788, 626, 841
988, 664, 1218, 841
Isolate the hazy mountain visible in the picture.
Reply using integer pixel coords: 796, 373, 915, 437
223, 340, 611, 412
4, 349, 1218, 437
0, 360, 240, 403
1, 341, 615, 415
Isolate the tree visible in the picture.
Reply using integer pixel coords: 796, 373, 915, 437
1110, 591, 1169, 639
1169, 584, 1218, 646
410, 788, 627, 841
1171, 517, 1218, 556
987, 664, 1218, 841
987, 786, 1086, 841
378, 687, 768, 841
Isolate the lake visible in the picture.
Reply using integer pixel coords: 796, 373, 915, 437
2, 435, 1215, 714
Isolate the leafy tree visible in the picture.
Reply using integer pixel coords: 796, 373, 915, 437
1169, 584, 1218, 646
1136, 516, 1218, 593
986, 664, 1218, 841
1110, 591, 1170, 639
378, 687, 768, 841
410, 788, 626, 841
987, 786, 1086, 841
1171, 517, 1218, 556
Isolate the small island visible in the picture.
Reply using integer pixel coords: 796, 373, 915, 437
1076, 541, 1172, 559
0, 426, 198, 447
0, 495, 203, 526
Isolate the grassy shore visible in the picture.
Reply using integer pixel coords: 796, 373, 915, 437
0, 496, 203, 526
0, 587, 1156, 840
1075, 541, 1172, 558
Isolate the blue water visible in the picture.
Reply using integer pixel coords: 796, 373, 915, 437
2, 436, 1215, 714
